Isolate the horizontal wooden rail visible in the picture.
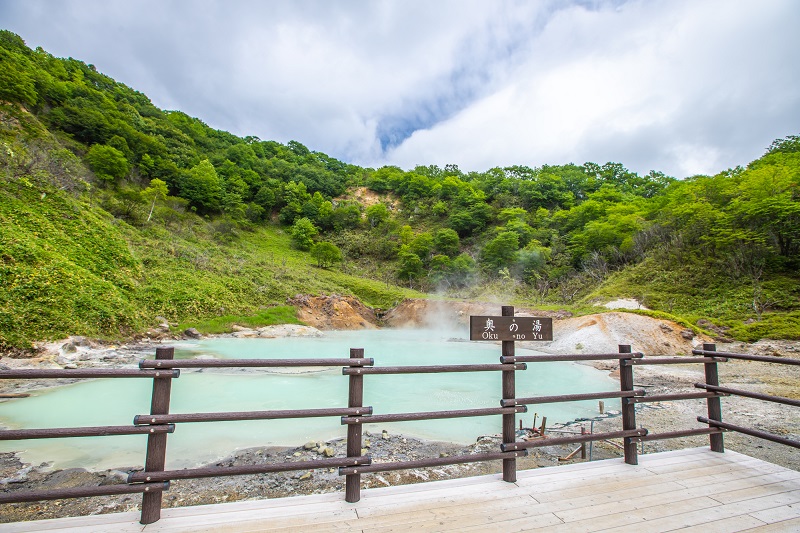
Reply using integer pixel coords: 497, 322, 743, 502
342, 363, 525, 375
0, 482, 169, 504
0, 369, 179, 379
128, 456, 371, 482
0, 424, 174, 440
625, 357, 727, 365
502, 389, 644, 407
632, 427, 725, 442
698, 417, 800, 449
338, 451, 527, 475
695, 383, 800, 408
501, 428, 647, 451
340, 406, 526, 425
631, 391, 727, 403
693, 349, 800, 366
140, 358, 374, 369
501, 353, 643, 363
135, 407, 372, 425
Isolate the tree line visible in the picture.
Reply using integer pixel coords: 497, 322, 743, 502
1, 30, 798, 302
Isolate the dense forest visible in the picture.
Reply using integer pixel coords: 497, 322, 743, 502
1, 30, 798, 350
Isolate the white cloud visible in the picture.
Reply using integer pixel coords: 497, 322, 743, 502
383, 0, 800, 177
1, 0, 798, 178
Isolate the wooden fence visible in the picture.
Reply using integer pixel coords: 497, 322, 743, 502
1, 307, 798, 524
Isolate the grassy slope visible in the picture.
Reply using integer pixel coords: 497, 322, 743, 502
125, 222, 422, 323
587, 256, 800, 341
0, 180, 423, 349
0, 178, 142, 347
0, 105, 421, 348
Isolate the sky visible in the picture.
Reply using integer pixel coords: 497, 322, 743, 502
1, 0, 799, 179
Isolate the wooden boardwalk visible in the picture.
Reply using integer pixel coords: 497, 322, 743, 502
5, 448, 800, 532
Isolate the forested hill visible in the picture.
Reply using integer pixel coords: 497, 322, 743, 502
0, 29, 798, 350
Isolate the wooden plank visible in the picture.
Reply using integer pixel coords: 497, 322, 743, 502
138, 508, 360, 533
742, 517, 800, 532
549, 469, 800, 525
748, 501, 800, 524
596, 490, 800, 532
6, 448, 798, 533
353, 482, 530, 519
710, 477, 800, 504
676, 461, 793, 489
667, 514, 767, 533
511, 497, 723, 532
0, 512, 142, 533
346, 495, 547, 532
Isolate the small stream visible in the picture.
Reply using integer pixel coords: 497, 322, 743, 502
0, 329, 616, 469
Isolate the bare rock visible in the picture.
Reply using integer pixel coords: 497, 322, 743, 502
319, 447, 336, 457
184, 328, 202, 339
61, 342, 77, 353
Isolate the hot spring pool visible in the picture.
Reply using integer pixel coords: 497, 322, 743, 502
0, 329, 616, 469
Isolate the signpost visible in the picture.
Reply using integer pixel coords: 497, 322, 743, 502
468, 308, 553, 483
469, 316, 553, 342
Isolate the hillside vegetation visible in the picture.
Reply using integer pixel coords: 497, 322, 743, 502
0, 30, 798, 350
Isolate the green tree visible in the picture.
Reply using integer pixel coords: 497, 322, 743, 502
408, 232, 434, 262
433, 228, 460, 257
396, 246, 424, 286
180, 159, 223, 213
331, 202, 362, 231
366, 203, 390, 227
480, 231, 520, 274
142, 178, 168, 222
450, 253, 477, 287
86, 144, 130, 183
290, 217, 319, 250
310, 241, 343, 268
279, 181, 312, 225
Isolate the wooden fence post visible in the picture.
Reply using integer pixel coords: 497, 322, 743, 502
501, 305, 517, 482
703, 343, 725, 453
140, 346, 175, 525
618, 344, 638, 465
345, 348, 364, 502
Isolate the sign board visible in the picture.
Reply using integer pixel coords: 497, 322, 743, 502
469, 316, 553, 341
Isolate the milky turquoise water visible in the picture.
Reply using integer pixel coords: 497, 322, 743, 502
0, 329, 616, 469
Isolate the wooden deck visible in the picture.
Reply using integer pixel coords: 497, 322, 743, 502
5, 448, 800, 532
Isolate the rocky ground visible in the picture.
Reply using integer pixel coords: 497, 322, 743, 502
1, 297, 798, 523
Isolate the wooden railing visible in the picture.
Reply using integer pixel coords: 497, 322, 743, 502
1, 322, 798, 525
